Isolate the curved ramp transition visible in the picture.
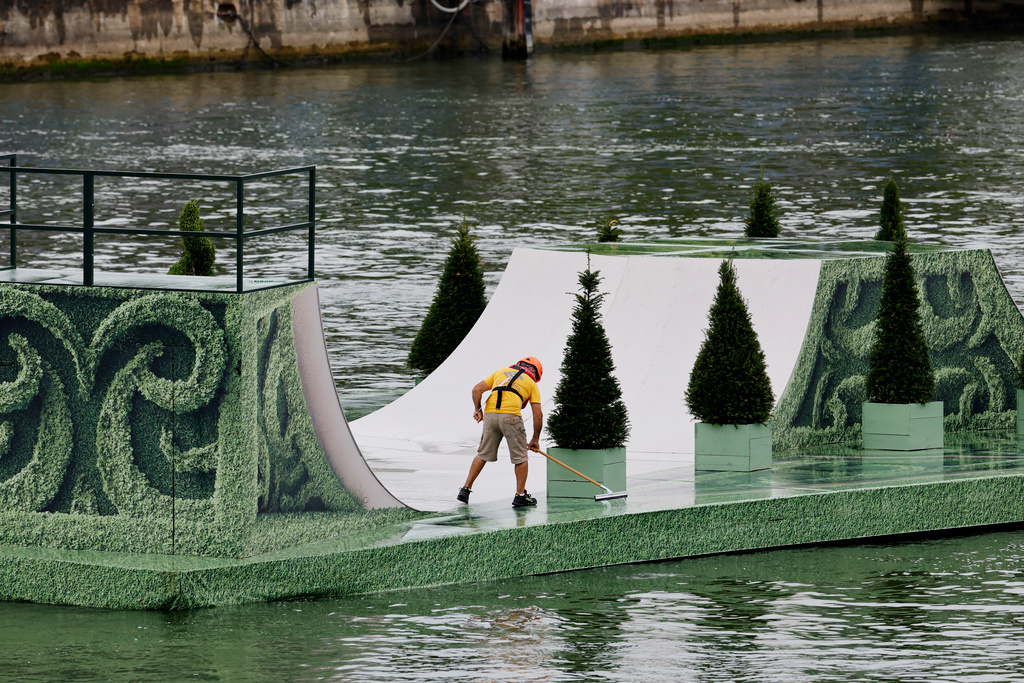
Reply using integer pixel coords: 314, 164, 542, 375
352, 248, 822, 511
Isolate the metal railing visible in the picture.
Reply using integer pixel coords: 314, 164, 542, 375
1, 154, 14, 269
0, 154, 316, 293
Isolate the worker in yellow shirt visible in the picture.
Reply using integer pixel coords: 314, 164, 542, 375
458, 357, 543, 508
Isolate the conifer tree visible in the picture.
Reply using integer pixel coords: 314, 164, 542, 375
597, 218, 622, 243
865, 234, 935, 404
1019, 349, 1024, 389
168, 200, 216, 276
547, 263, 630, 450
685, 258, 773, 425
744, 168, 781, 238
875, 176, 907, 242
407, 221, 487, 374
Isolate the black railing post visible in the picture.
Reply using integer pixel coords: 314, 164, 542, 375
236, 178, 244, 294
308, 167, 315, 281
8, 154, 15, 269
83, 172, 94, 287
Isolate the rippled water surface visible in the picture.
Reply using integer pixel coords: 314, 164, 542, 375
4, 31, 1024, 681
5, 532, 1024, 681
4, 31, 1024, 413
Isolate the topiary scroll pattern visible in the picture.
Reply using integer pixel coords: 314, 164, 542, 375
0, 334, 73, 512
774, 250, 1024, 450
0, 282, 365, 558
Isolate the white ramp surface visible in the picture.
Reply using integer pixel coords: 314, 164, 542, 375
351, 249, 822, 511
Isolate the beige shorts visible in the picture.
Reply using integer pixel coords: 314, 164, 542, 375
477, 413, 529, 465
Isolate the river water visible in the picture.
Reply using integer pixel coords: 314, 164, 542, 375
4, 531, 1024, 682
3, 30, 1024, 681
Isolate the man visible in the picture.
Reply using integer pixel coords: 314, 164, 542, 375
458, 357, 543, 508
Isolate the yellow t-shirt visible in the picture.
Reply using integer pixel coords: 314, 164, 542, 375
483, 367, 541, 415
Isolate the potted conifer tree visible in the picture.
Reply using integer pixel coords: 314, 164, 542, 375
875, 176, 907, 241
168, 200, 216, 276
596, 218, 622, 243
408, 220, 487, 375
862, 233, 943, 450
546, 262, 630, 498
744, 167, 781, 238
686, 258, 774, 471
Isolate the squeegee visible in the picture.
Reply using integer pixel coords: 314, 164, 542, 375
537, 449, 628, 501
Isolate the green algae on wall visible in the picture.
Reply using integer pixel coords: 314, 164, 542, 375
0, 281, 378, 559
774, 250, 1024, 450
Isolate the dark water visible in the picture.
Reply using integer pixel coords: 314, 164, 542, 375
4, 31, 1024, 681
4, 532, 1024, 682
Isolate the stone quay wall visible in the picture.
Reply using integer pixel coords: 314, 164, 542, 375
0, 0, 989, 71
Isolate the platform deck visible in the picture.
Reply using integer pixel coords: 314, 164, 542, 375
2, 431, 1022, 610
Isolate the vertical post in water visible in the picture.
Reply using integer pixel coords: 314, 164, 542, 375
83, 173, 94, 287
522, 0, 533, 55
236, 179, 244, 294
502, 0, 532, 59
308, 167, 316, 282
8, 155, 16, 269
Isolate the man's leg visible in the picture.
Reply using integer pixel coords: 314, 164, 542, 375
503, 416, 534, 505
514, 461, 528, 495
460, 417, 502, 502
464, 456, 487, 489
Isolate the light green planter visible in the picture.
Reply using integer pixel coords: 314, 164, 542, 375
694, 423, 772, 472
862, 401, 944, 451
1018, 389, 1024, 437
546, 447, 626, 499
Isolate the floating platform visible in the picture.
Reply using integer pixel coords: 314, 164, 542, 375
1, 238, 1024, 609
2, 431, 1024, 609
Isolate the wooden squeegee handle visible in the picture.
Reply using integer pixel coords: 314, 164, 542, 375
535, 449, 604, 490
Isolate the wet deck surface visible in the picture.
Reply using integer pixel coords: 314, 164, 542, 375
366, 430, 1024, 547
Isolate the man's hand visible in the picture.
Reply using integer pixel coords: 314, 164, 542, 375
528, 438, 540, 452
471, 381, 489, 423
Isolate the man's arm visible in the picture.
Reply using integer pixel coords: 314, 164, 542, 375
528, 402, 543, 451
472, 380, 489, 423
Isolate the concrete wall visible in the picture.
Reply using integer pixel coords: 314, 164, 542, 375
0, 0, 982, 70
533, 0, 973, 44
0, 0, 504, 66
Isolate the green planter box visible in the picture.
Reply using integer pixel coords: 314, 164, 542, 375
546, 447, 626, 499
862, 401, 944, 451
694, 423, 772, 472
1018, 389, 1024, 437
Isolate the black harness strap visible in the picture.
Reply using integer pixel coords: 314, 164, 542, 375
494, 368, 526, 410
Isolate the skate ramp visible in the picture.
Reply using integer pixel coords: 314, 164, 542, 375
351, 248, 822, 511
292, 286, 404, 509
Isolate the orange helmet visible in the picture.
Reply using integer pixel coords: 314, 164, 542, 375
514, 356, 543, 382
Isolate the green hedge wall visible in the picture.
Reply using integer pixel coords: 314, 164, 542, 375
774, 250, 1024, 449
0, 281, 393, 559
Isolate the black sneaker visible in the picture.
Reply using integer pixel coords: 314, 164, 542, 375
457, 486, 471, 504
512, 491, 537, 508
